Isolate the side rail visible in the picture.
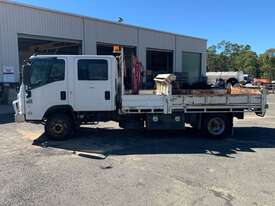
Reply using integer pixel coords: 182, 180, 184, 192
120, 93, 268, 117
169, 93, 268, 116
120, 94, 166, 114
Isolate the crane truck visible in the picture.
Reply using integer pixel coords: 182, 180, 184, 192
13, 50, 268, 140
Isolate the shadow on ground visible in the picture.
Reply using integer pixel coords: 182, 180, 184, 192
32, 126, 275, 158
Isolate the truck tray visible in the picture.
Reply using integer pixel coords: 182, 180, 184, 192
121, 93, 267, 116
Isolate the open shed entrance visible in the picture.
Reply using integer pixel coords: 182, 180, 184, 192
18, 35, 82, 81
97, 43, 136, 90
146, 49, 173, 88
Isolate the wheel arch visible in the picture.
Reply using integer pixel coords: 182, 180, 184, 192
43, 105, 75, 120
226, 78, 238, 85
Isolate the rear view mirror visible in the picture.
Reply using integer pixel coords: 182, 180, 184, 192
22, 63, 31, 86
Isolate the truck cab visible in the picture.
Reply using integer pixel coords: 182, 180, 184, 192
20, 55, 117, 120
14, 55, 118, 139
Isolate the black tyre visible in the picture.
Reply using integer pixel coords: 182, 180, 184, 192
203, 114, 232, 138
227, 78, 238, 86
45, 113, 74, 140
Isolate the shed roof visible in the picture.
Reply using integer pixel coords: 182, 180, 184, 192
0, 0, 207, 41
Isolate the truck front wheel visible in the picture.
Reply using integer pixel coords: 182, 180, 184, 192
45, 113, 74, 140
203, 114, 232, 138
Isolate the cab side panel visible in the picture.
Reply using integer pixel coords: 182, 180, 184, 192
25, 57, 68, 121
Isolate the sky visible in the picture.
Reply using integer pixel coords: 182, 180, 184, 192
14, 0, 275, 54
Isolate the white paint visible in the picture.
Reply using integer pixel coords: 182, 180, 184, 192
73, 56, 116, 111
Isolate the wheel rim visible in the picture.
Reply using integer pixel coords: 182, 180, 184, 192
51, 120, 67, 136
207, 117, 225, 136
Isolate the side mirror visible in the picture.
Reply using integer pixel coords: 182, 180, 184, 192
22, 63, 31, 86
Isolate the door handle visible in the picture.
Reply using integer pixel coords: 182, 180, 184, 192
60, 91, 66, 100
105, 91, 110, 100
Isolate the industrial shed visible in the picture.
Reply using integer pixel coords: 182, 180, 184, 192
0, 0, 207, 104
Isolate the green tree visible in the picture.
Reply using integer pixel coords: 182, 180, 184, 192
207, 41, 258, 76
207, 46, 219, 71
207, 42, 275, 80
258, 50, 275, 80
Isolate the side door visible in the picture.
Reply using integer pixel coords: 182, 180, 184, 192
73, 57, 113, 111
25, 57, 68, 120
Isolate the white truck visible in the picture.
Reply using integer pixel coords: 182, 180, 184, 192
13, 53, 268, 140
206, 71, 244, 86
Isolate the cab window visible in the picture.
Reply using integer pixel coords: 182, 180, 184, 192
78, 59, 108, 81
30, 58, 65, 89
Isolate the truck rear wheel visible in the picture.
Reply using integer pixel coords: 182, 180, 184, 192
45, 113, 74, 140
203, 114, 232, 138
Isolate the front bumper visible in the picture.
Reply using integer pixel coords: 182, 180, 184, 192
12, 99, 25, 123
15, 113, 25, 122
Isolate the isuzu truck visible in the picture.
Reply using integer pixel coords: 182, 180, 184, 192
13, 52, 268, 140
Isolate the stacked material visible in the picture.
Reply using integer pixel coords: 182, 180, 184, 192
191, 89, 227, 96
228, 86, 262, 95
154, 73, 262, 96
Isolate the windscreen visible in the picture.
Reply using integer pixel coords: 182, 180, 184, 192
30, 58, 65, 89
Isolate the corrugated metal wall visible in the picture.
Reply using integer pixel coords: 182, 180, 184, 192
0, 0, 207, 83
176, 35, 207, 76
0, 1, 84, 82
